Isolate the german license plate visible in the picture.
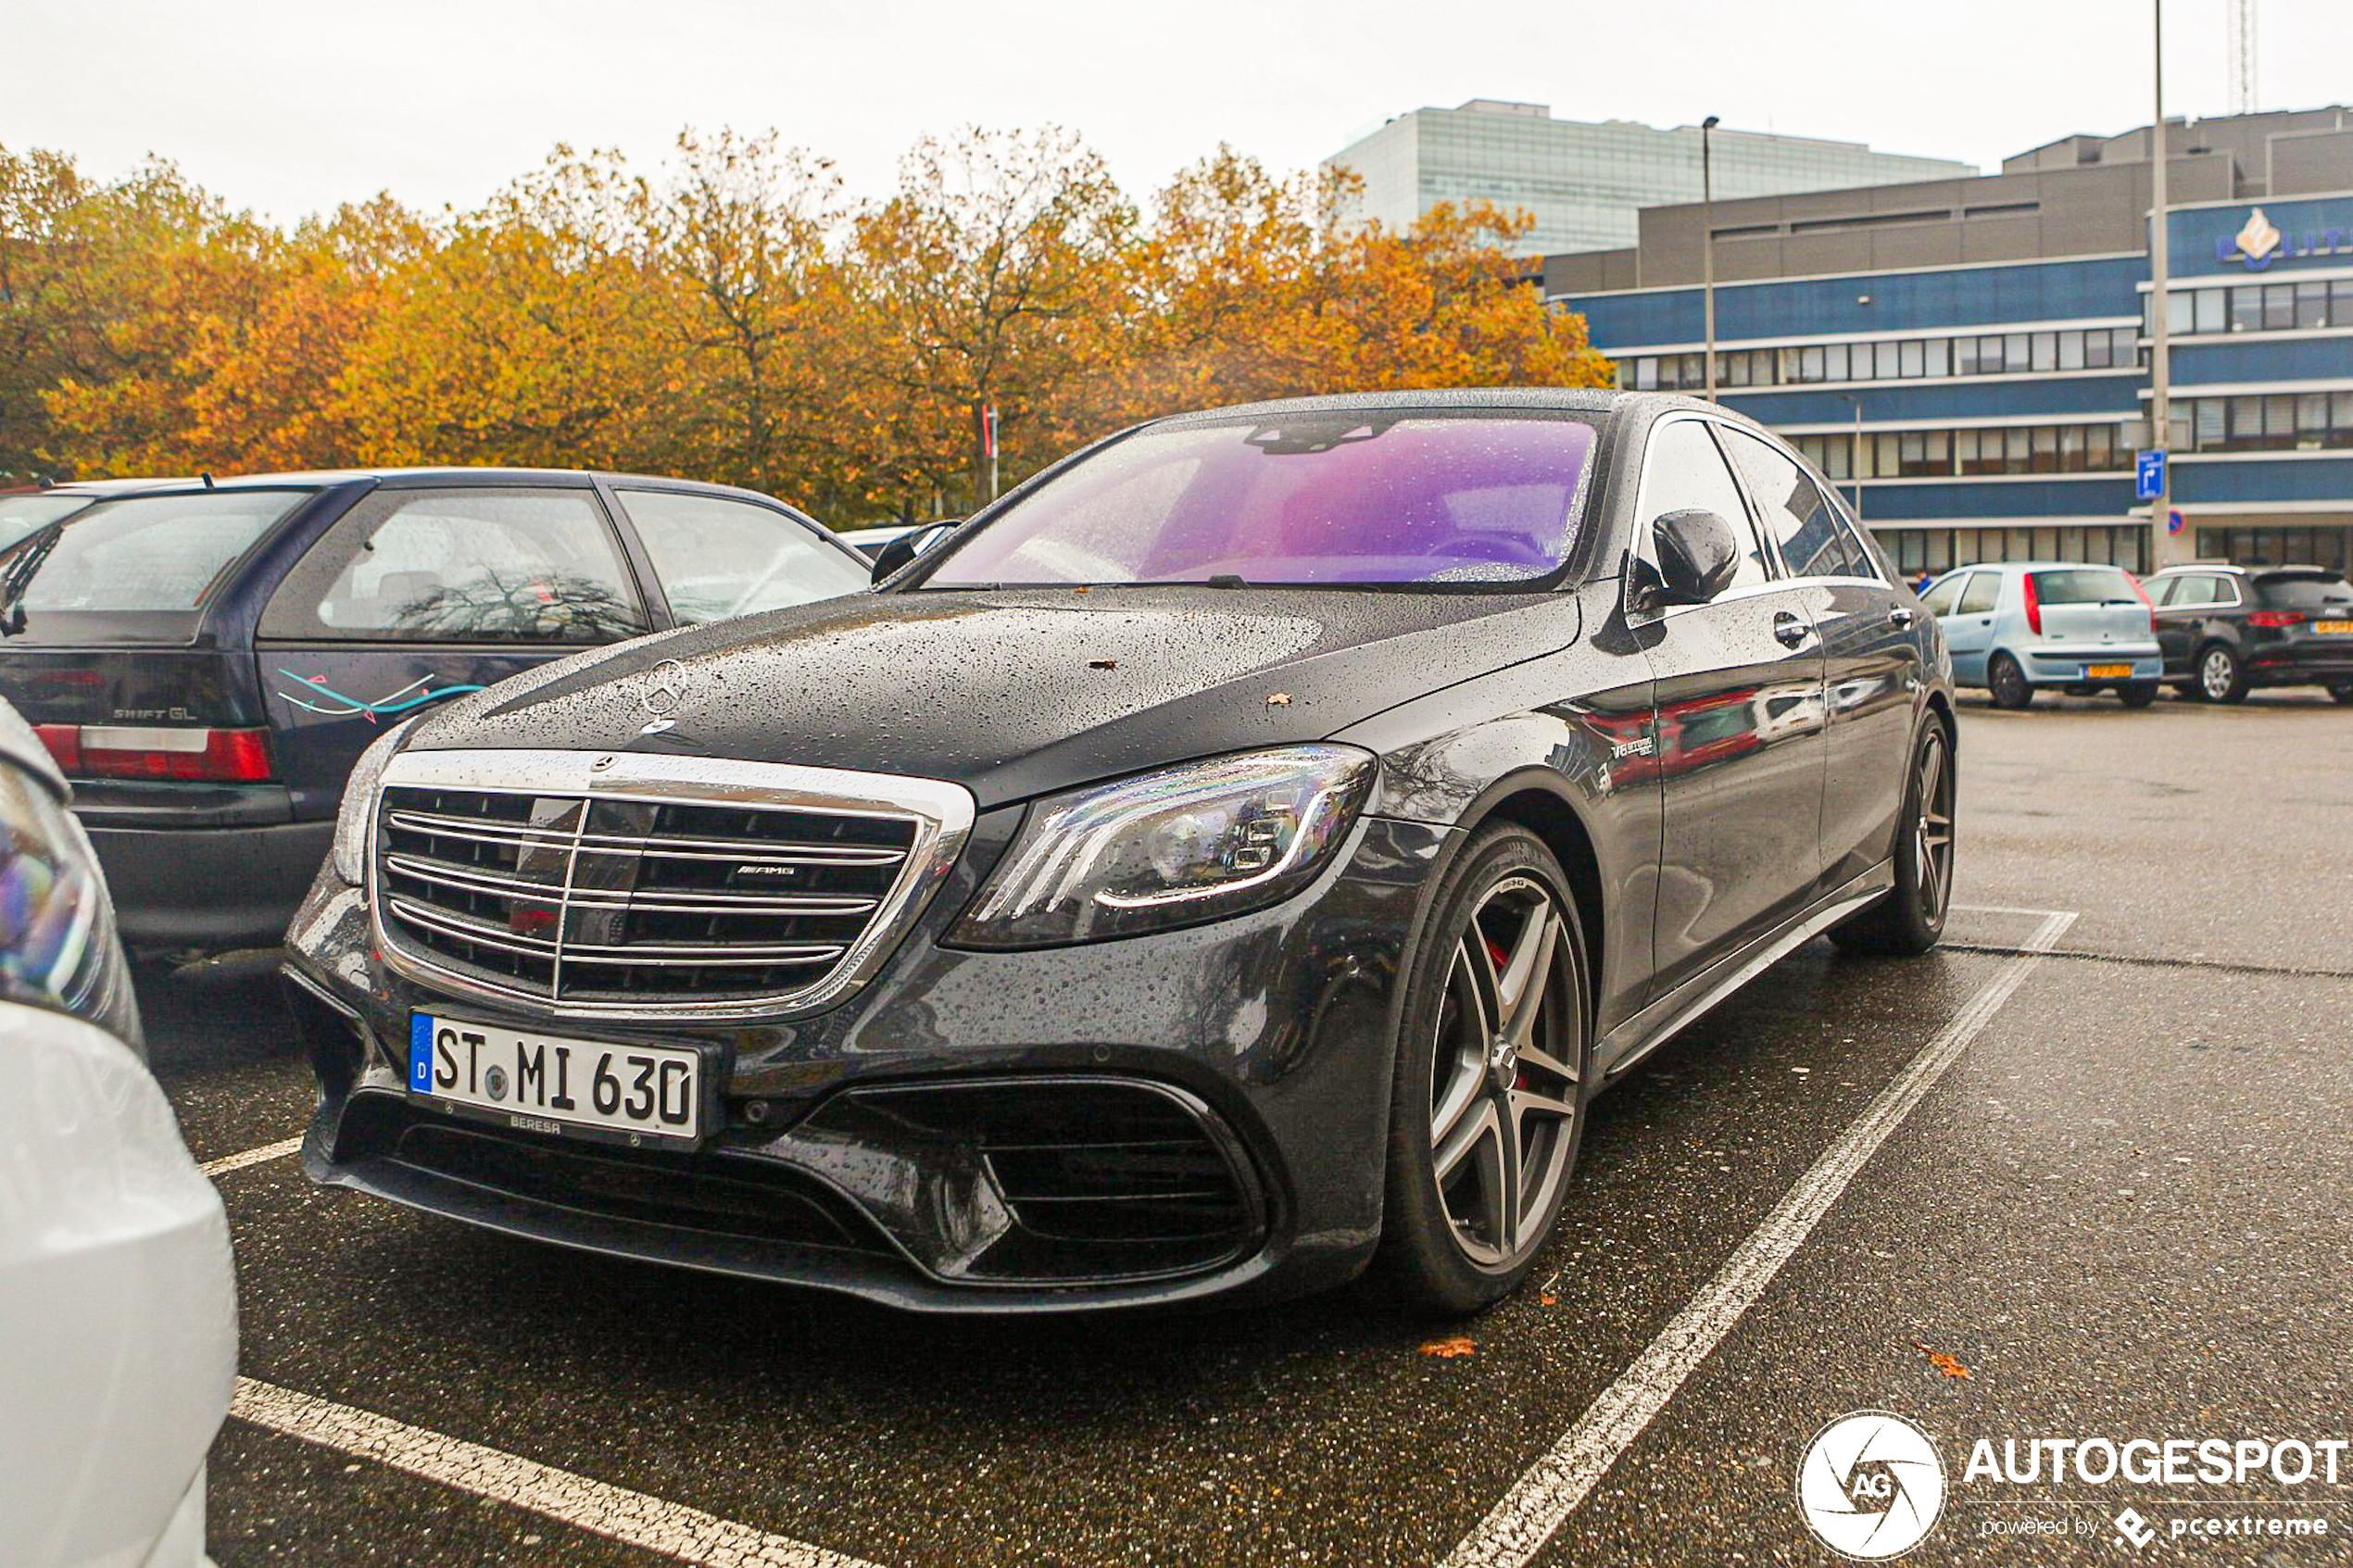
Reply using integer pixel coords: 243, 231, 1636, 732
2314, 621, 2353, 635
2085, 663, 2133, 679
409, 1014, 703, 1143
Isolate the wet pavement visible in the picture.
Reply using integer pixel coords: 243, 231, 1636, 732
149, 691, 2353, 1565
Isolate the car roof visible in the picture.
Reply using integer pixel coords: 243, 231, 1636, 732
1147, 387, 1670, 428
27, 467, 812, 508
2150, 561, 2337, 577
1949, 560, 2134, 573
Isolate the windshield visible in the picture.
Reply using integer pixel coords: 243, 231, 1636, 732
2256, 574, 2353, 609
2, 489, 308, 612
2029, 568, 2140, 606
922, 411, 1600, 589
0, 493, 94, 555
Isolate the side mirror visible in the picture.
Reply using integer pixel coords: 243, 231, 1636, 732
1650, 508, 1742, 606
871, 523, 951, 583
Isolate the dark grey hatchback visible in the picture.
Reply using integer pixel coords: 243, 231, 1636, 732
283, 391, 1957, 1316
0, 470, 867, 950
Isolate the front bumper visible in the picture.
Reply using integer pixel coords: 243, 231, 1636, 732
282, 811, 1450, 1312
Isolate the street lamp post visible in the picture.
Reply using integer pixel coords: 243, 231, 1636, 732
1837, 393, 1865, 520
2148, 0, 2182, 569
1702, 115, 1720, 401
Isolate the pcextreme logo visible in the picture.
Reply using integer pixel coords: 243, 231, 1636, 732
1797, 1411, 1948, 1560
1795, 1411, 2347, 1558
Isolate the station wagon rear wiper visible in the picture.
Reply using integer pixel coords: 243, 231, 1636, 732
0, 523, 64, 637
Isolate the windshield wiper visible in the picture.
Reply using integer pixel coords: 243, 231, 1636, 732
0, 523, 65, 636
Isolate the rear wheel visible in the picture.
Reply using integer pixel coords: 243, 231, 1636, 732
1987, 653, 2034, 709
2197, 644, 2248, 704
1831, 720, 1955, 957
2118, 682, 2159, 709
2329, 684, 2353, 707
1376, 825, 1590, 1318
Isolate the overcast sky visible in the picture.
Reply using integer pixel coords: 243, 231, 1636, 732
6, 0, 2346, 224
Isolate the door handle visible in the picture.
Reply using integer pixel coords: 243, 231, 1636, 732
1773, 610, 1810, 648
1888, 606, 1916, 628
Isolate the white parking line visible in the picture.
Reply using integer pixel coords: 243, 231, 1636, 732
231, 1378, 881, 1568
1441, 908, 2079, 1568
200, 1135, 305, 1177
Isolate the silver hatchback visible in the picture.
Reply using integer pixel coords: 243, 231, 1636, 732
1921, 561, 2163, 709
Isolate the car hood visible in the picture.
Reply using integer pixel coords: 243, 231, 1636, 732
406, 586, 1578, 806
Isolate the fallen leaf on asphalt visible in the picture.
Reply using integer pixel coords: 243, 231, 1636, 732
1540, 1292, 1559, 1308
1913, 1340, 1972, 1379
1088, 658, 1118, 670
1265, 692, 1292, 707
1419, 1335, 1476, 1359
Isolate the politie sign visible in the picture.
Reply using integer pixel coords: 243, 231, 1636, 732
2217, 207, 2350, 271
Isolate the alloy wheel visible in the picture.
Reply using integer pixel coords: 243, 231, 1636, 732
1913, 729, 1955, 925
2200, 648, 2238, 701
1428, 875, 1581, 1270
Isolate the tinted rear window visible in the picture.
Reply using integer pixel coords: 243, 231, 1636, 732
0, 494, 94, 555
2029, 568, 2139, 606
2256, 574, 2353, 609
6, 491, 307, 611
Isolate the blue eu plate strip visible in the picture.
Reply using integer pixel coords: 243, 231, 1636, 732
409, 1014, 434, 1093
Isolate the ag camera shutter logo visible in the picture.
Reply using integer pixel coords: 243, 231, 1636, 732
1796, 1411, 1947, 1559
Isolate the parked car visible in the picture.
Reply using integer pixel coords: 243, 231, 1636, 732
283, 390, 1957, 1318
1919, 560, 2160, 709
0, 469, 871, 953
0, 697, 235, 1568
2144, 562, 2353, 704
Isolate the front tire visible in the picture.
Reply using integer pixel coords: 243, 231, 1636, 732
1830, 719, 1955, 957
1987, 653, 2034, 709
2197, 643, 2249, 704
1375, 824, 1590, 1318
2118, 682, 2159, 709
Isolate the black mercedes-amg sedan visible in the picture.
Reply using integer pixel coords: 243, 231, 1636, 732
282, 389, 1957, 1316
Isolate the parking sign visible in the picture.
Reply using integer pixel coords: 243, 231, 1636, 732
2135, 448, 2167, 502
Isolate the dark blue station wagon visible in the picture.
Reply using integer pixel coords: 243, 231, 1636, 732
0, 469, 870, 951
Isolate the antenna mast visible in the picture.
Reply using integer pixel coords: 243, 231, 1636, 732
2226, 0, 2257, 116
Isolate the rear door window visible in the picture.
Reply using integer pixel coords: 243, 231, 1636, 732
1721, 430, 1865, 579
6, 490, 307, 612
610, 490, 866, 624
1957, 573, 2001, 615
1919, 575, 1964, 616
260, 487, 648, 643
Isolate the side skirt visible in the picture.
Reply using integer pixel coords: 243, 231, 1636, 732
1595, 859, 1895, 1082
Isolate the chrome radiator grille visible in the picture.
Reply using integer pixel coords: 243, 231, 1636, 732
371, 751, 974, 1018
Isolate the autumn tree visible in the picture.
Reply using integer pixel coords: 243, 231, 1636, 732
626, 130, 856, 503
845, 128, 1139, 520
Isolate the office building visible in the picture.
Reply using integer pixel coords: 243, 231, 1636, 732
1547, 107, 2353, 575
1325, 99, 1973, 257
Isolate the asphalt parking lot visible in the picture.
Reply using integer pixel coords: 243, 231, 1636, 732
151, 691, 2353, 1566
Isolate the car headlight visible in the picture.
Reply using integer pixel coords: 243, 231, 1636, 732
332, 719, 419, 885
949, 746, 1377, 948
0, 766, 139, 1048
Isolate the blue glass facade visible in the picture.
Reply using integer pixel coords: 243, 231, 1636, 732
1557, 188, 2353, 576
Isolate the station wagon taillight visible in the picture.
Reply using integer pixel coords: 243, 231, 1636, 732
33, 724, 275, 783
2246, 610, 2304, 628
